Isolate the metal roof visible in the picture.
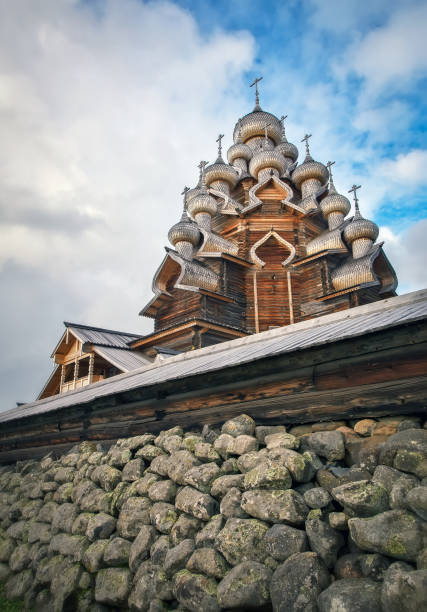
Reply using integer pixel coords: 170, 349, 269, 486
64, 323, 142, 349
2, 289, 426, 424
93, 346, 151, 372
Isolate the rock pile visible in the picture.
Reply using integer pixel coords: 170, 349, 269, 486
0, 413, 426, 611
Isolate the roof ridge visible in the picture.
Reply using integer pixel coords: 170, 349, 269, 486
64, 322, 143, 338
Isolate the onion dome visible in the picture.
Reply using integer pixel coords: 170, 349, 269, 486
320, 162, 351, 219
227, 119, 253, 165
187, 169, 218, 219
291, 134, 329, 189
275, 115, 298, 162
249, 146, 286, 180
168, 189, 201, 250
233, 111, 282, 147
343, 185, 379, 259
204, 134, 238, 190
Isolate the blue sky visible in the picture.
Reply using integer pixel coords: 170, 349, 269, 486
0, 0, 426, 408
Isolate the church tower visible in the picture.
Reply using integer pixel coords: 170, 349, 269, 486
131, 79, 397, 356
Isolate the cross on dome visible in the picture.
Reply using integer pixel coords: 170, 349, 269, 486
348, 184, 362, 216
301, 133, 312, 156
216, 134, 224, 159
250, 76, 263, 109
326, 160, 335, 181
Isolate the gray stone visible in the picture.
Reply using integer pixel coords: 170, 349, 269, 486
49, 533, 89, 562
379, 429, 427, 478
108, 446, 132, 468
214, 433, 235, 459
0, 562, 11, 581
215, 518, 269, 565
82, 540, 108, 572
51, 502, 78, 534
86, 512, 116, 541
117, 497, 151, 539
173, 569, 220, 612
265, 523, 308, 562
150, 502, 178, 534
270, 552, 330, 612
95, 567, 131, 606
9, 543, 32, 571
236, 451, 264, 473
129, 525, 157, 572
129, 569, 172, 612
348, 509, 424, 561
150, 535, 171, 566
218, 560, 271, 609
54, 467, 75, 483
195, 515, 224, 548
136, 444, 166, 461
265, 432, 300, 450
360, 553, 391, 581
329, 511, 348, 531
220, 487, 248, 518
150, 454, 171, 477
164, 538, 195, 577
0, 536, 14, 562
184, 462, 221, 493
305, 517, 345, 568
241, 489, 309, 525
171, 513, 201, 545
306, 430, 345, 461
135, 472, 162, 495
243, 461, 292, 490
210, 474, 244, 499
122, 458, 145, 482
232, 435, 259, 455
50, 563, 82, 611
147, 479, 177, 502
390, 475, 419, 510
175, 486, 218, 521
103, 537, 131, 566
222, 414, 255, 438
331, 480, 389, 517
270, 448, 316, 483
167, 451, 200, 485
187, 547, 229, 579
372, 465, 406, 491
37, 500, 59, 523
72, 512, 94, 535
255, 425, 286, 444
122, 434, 155, 451
318, 578, 382, 612
381, 562, 427, 612
407, 486, 427, 520
53, 482, 74, 503
303, 487, 331, 509
5, 569, 33, 600
162, 434, 184, 454
94, 465, 122, 491
194, 442, 221, 463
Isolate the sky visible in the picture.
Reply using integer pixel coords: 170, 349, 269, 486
0, 0, 426, 409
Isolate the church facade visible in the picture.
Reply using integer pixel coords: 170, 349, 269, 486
39, 80, 397, 399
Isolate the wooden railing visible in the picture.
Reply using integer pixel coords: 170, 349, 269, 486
61, 374, 103, 393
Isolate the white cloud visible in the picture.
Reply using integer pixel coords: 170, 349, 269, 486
0, 0, 254, 407
343, 3, 427, 93
379, 220, 427, 293
379, 150, 427, 186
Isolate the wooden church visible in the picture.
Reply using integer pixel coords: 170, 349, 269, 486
39, 78, 397, 399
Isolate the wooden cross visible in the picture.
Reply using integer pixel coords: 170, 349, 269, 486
216, 134, 224, 158
181, 186, 190, 210
198, 160, 208, 173
280, 115, 288, 138
326, 160, 335, 182
348, 184, 361, 203
280, 115, 288, 125
250, 76, 263, 106
301, 133, 312, 156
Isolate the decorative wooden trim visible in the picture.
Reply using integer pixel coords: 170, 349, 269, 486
250, 229, 296, 268
287, 269, 294, 324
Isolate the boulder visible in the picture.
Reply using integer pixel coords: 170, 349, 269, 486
175, 486, 218, 521
241, 489, 308, 525
381, 562, 427, 612
122, 458, 145, 482
147, 479, 177, 503
305, 517, 345, 568
211, 474, 244, 499
82, 540, 108, 572
195, 515, 225, 548
164, 539, 195, 577
233, 435, 259, 455
170, 513, 201, 545
86, 512, 116, 541
379, 429, 427, 478
243, 461, 292, 490
150, 502, 178, 534
129, 525, 157, 572
167, 451, 200, 485
215, 518, 269, 565
303, 487, 331, 509
407, 486, 427, 520
306, 431, 345, 461
184, 462, 221, 493
265, 432, 300, 450
217, 561, 271, 609
348, 509, 424, 561
95, 567, 131, 606
5, 569, 33, 600
331, 480, 389, 517
270, 552, 330, 612
220, 487, 248, 518
186, 547, 229, 579
264, 524, 308, 562
173, 569, 220, 612
318, 578, 382, 612
117, 497, 151, 539
222, 414, 255, 437
103, 536, 131, 566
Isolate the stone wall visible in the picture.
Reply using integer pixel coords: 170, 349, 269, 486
0, 413, 426, 611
